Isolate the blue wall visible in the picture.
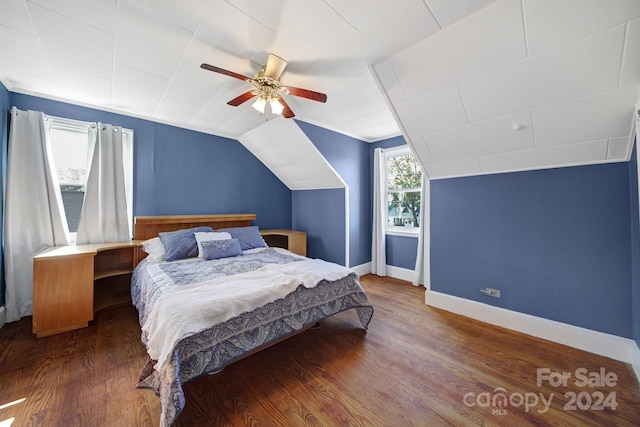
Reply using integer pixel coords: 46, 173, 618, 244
386, 235, 418, 270
292, 189, 345, 265
370, 135, 420, 271
431, 163, 633, 338
629, 141, 640, 348
9, 93, 292, 229
0, 82, 9, 307
295, 121, 370, 267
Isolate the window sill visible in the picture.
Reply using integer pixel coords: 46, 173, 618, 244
386, 228, 420, 238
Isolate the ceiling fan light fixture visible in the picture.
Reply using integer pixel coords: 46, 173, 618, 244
201, 54, 326, 120
269, 96, 284, 115
252, 96, 267, 114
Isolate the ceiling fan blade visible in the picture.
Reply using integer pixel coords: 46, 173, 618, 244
227, 91, 256, 106
264, 53, 287, 80
201, 63, 251, 81
285, 86, 327, 103
278, 97, 295, 118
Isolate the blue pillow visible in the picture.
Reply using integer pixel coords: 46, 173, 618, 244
216, 226, 266, 250
201, 238, 243, 260
159, 226, 213, 261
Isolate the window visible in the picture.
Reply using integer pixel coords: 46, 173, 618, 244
385, 146, 422, 235
50, 124, 88, 236
49, 118, 134, 242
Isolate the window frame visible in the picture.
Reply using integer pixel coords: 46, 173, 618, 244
49, 116, 134, 242
384, 145, 422, 238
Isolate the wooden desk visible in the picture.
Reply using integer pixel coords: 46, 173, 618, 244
260, 229, 307, 256
33, 241, 142, 338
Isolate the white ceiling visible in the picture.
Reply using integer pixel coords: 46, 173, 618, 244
373, 0, 640, 179
0, 0, 639, 181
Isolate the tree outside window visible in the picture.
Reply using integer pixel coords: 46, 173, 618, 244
386, 148, 422, 232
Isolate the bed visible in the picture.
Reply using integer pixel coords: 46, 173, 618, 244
130, 214, 374, 426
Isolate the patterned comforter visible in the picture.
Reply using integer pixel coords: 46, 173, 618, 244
131, 248, 374, 426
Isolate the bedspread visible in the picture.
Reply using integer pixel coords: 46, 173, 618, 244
131, 248, 374, 426
133, 248, 304, 332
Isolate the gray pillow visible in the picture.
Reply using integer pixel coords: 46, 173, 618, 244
215, 226, 266, 250
159, 226, 213, 261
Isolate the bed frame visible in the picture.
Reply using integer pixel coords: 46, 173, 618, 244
134, 213, 256, 240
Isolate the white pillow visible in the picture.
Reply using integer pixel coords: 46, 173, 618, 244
194, 231, 232, 258
141, 237, 166, 262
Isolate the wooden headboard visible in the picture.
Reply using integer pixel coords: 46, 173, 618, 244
134, 214, 256, 240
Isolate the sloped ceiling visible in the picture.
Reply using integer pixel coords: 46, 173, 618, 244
373, 0, 640, 179
238, 118, 345, 190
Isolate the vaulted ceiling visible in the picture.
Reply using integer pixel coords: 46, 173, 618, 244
1, 0, 639, 180
373, 0, 640, 178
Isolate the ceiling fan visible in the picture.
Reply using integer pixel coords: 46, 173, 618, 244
201, 54, 327, 119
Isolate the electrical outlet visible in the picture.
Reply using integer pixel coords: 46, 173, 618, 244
481, 288, 501, 298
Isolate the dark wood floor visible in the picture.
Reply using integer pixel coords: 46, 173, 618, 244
1, 275, 639, 426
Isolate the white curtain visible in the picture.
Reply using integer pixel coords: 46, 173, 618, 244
371, 147, 387, 276
413, 175, 430, 286
4, 108, 69, 322
76, 123, 130, 244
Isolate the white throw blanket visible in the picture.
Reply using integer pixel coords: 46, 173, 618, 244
143, 259, 355, 371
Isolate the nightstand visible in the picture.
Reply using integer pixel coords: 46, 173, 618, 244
32, 241, 142, 338
260, 229, 307, 256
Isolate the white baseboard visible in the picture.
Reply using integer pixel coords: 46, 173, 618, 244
351, 262, 418, 284
426, 290, 639, 379
350, 262, 371, 277
0, 305, 5, 330
386, 265, 416, 283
